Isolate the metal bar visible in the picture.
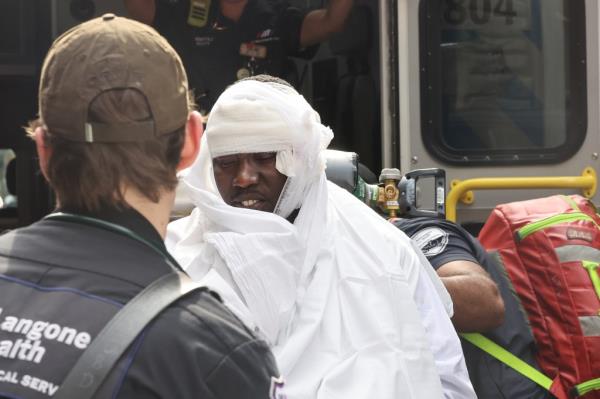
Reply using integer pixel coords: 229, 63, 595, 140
447, 170, 597, 222
378, 0, 392, 168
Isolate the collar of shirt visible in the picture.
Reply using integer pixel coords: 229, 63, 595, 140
58, 205, 167, 254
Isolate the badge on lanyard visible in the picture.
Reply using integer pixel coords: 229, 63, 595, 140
188, 0, 211, 28
237, 67, 251, 80
239, 42, 267, 59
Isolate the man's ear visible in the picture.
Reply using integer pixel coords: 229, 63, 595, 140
34, 126, 51, 181
177, 111, 203, 171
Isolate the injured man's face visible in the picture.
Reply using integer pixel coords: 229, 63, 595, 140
213, 151, 288, 213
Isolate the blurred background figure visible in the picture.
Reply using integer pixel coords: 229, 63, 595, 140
124, 0, 353, 114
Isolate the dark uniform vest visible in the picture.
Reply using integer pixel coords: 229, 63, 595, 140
0, 211, 280, 398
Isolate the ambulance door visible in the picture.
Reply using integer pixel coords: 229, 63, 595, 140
387, 0, 597, 224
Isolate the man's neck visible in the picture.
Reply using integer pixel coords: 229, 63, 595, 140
219, 0, 248, 22
122, 187, 175, 239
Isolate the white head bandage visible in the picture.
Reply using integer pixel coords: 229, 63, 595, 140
203, 79, 333, 217
170, 80, 465, 399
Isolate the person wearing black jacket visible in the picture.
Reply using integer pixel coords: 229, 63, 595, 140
0, 14, 281, 399
393, 217, 550, 399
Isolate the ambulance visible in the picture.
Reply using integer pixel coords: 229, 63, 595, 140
0, 0, 597, 231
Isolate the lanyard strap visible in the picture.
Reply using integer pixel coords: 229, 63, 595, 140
460, 333, 553, 390
463, 333, 600, 398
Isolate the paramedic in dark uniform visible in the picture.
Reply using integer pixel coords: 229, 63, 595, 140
0, 15, 281, 399
393, 216, 551, 398
124, 0, 353, 113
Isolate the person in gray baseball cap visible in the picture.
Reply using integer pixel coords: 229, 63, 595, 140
0, 14, 282, 399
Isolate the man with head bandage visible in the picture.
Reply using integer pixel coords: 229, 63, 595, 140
167, 75, 476, 399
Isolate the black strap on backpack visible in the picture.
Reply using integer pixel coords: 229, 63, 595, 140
53, 270, 205, 399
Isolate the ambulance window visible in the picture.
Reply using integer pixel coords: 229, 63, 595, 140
419, 0, 586, 165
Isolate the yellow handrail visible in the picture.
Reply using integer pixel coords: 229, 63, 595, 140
446, 168, 597, 222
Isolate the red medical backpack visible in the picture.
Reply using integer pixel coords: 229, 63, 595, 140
478, 195, 600, 398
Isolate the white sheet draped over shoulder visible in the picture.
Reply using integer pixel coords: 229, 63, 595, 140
167, 80, 475, 399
